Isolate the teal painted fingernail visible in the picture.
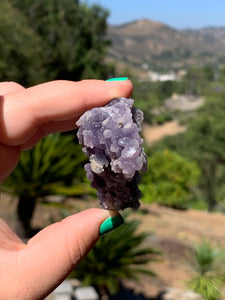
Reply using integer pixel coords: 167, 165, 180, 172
100, 214, 124, 236
106, 77, 128, 82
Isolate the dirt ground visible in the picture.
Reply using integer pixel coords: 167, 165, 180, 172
142, 121, 186, 145
129, 203, 225, 298
1, 193, 225, 299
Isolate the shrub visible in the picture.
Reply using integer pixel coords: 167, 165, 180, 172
140, 149, 200, 208
187, 240, 225, 300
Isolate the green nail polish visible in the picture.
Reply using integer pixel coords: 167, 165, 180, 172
106, 77, 128, 82
100, 215, 124, 236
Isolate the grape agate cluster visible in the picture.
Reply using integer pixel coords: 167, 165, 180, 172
76, 97, 147, 210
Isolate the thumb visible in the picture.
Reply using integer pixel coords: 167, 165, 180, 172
18, 208, 124, 299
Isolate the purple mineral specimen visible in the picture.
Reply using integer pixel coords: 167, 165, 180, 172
76, 97, 147, 210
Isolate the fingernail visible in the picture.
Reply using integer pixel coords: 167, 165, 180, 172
100, 212, 124, 236
106, 77, 128, 82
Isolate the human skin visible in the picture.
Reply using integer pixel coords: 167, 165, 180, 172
0, 79, 132, 299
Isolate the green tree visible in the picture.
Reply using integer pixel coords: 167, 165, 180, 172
0, 0, 47, 85
183, 119, 225, 210
10, 0, 113, 82
159, 80, 175, 99
3, 133, 89, 237
154, 93, 225, 211
132, 80, 169, 124
71, 218, 161, 299
140, 150, 200, 208
187, 240, 225, 300
182, 66, 215, 95
179, 94, 225, 211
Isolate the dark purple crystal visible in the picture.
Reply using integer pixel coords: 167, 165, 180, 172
76, 97, 147, 210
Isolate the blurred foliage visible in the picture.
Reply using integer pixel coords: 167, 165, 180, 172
0, 0, 113, 86
153, 92, 225, 211
140, 150, 200, 208
3, 133, 89, 237
187, 240, 225, 300
183, 66, 215, 95
0, 0, 47, 85
132, 79, 179, 124
131, 65, 218, 125
181, 96, 225, 211
70, 217, 161, 298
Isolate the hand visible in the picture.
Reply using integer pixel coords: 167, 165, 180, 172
0, 79, 132, 299
0, 79, 132, 181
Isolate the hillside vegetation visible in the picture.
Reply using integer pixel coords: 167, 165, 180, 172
108, 19, 225, 72
1, 4, 225, 299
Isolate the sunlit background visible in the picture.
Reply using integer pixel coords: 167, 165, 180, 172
1, 1, 225, 299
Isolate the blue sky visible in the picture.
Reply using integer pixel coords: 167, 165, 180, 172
84, 0, 225, 29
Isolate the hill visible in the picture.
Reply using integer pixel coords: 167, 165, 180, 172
107, 19, 225, 72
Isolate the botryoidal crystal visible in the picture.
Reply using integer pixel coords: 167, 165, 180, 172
76, 97, 147, 210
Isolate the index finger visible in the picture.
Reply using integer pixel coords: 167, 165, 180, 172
0, 79, 133, 146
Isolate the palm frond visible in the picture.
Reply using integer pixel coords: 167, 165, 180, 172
3, 133, 87, 198
73, 217, 161, 295
186, 239, 225, 300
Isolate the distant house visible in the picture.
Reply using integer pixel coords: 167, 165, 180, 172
148, 71, 177, 82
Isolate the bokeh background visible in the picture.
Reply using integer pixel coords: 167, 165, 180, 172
1, 1, 225, 299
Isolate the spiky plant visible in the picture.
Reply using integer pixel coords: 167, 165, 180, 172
71, 218, 161, 299
3, 133, 89, 237
187, 240, 225, 300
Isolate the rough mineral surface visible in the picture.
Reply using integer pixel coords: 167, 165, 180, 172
76, 97, 147, 210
